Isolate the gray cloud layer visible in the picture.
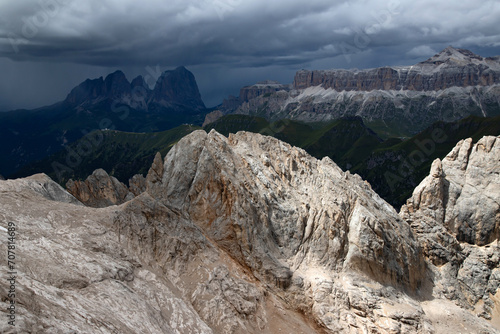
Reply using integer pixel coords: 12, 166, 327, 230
1, 0, 500, 109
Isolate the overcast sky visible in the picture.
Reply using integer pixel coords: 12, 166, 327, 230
0, 0, 499, 110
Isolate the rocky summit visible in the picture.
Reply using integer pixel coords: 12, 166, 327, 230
212, 47, 500, 135
0, 130, 499, 333
65, 66, 206, 111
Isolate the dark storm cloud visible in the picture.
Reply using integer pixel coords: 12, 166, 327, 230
0, 0, 500, 109
3, 0, 498, 67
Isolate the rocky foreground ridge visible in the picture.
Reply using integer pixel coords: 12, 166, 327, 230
0, 130, 499, 333
400, 135, 500, 326
212, 47, 500, 135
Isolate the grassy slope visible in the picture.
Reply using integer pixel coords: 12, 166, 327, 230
354, 115, 500, 208
0, 99, 210, 177
12, 125, 200, 185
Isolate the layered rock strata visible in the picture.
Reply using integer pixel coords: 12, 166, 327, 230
211, 47, 500, 134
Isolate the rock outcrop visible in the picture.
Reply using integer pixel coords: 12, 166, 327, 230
202, 109, 224, 127
401, 135, 500, 320
66, 168, 134, 207
65, 70, 134, 106
1, 131, 499, 333
128, 173, 147, 196
210, 47, 500, 134
0, 174, 216, 334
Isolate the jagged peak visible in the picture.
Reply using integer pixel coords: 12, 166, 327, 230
131, 75, 145, 84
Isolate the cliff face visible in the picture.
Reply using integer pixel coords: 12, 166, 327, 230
151, 66, 206, 110
149, 130, 425, 288
1, 131, 499, 333
293, 47, 500, 91
211, 47, 500, 135
401, 135, 500, 320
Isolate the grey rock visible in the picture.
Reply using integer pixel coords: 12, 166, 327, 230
1, 173, 82, 205
219, 47, 500, 134
146, 129, 430, 332
128, 173, 146, 196
293, 47, 500, 91
64, 66, 206, 112
0, 181, 214, 334
65, 70, 131, 106
146, 152, 164, 187
401, 135, 500, 320
2, 131, 499, 333
402, 136, 500, 246
238, 80, 290, 103
202, 109, 224, 127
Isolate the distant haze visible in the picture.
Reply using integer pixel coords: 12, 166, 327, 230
0, 0, 499, 110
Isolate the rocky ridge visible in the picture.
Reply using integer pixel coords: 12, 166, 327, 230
1, 130, 499, 333
212, 47, 500, 135
401, 135, 500, 321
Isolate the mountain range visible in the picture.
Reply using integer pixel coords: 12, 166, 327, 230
1, 46, 500, 333
0, 66, 208, 177
2, 46, 500, 203
211, 46, 500, 137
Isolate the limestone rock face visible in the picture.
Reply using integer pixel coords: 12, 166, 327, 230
293, 47, 500, 91
66, 168, 134, 207
152, 130, 425, 290
65, 70, 132, 106
402, 136, 500, 247
202, 109, 224, 127
1, 173, 82, 205
238, 80, 290, 102
0, 177, 215, 334
146, 152, 164, 187
63, 66, 206, 112
401, 135, 500, 320
1, 131, 499, 333
144, 129, 432, 332
218, 47, 500, 134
